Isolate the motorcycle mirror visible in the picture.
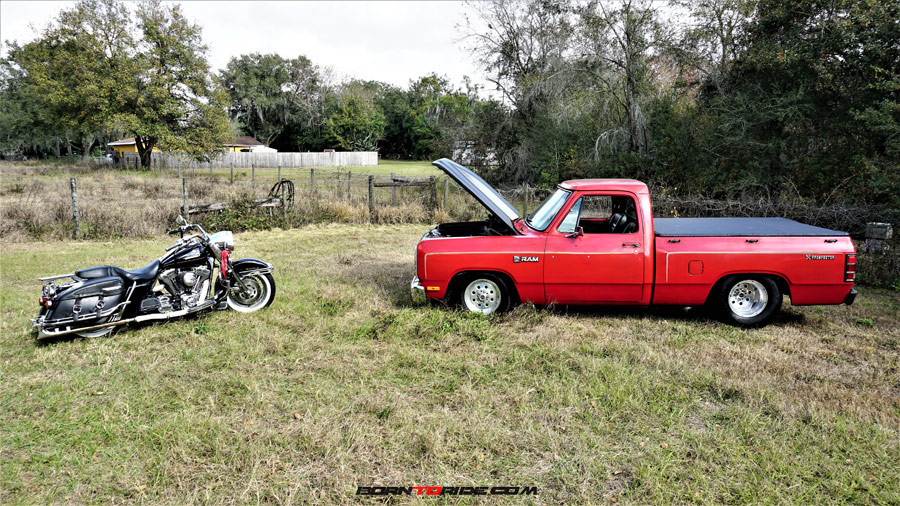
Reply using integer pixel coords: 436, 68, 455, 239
177, 215, 186, 225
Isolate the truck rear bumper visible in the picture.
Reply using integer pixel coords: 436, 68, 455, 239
844, 288, 858, 305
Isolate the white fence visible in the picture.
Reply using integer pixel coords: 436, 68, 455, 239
123, 151, 379, 169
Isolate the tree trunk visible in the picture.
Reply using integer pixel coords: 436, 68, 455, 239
134, 136, 155, 170
81, 138, 95, 160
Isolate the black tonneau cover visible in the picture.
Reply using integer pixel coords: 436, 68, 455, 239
653, 217, 848, 237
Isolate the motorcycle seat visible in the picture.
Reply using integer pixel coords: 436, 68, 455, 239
75, 260, 160, 283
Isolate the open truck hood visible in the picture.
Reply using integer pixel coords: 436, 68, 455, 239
432, 158, 520, 234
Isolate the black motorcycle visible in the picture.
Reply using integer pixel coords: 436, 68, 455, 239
32, 216, 276, 340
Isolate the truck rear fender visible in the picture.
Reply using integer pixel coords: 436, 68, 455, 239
447, 270, 521, 305
703, 272, 792, 306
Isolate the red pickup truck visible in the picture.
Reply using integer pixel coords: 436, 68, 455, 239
411, 159, 857, 326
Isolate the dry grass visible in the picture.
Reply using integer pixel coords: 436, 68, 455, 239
1, 224, 898, 504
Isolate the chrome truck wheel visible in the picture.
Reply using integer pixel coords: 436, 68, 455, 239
719, 276, 781, 327
462, 277, 506, 314
727, 279, 768, 318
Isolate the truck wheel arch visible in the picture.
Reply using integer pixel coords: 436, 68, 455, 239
447, 270, 521, 305
704, 273, 792, 306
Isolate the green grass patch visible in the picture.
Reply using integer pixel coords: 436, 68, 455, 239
1, 225, 898, 504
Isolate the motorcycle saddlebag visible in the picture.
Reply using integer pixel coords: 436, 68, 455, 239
46, 276, 126, 322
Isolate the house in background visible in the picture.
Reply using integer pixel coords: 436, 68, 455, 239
107, 136, 275, 158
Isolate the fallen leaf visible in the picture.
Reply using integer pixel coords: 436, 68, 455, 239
257, 410, 263, 416
661, 443, 669, 449
92, 391, 105, 396
591, 400, 597, 407
264, 473, 271, 478
135, 485, 147, 492
92, 455, 100, 463
293, 412, 301, 420
613, 470, 622, 475
611, 498, 618, 503
251, 432, 259, 438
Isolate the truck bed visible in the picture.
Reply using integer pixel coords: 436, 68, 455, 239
653, 217, 848, 237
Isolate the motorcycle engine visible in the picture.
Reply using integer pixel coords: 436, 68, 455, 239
156, 267, 212, 310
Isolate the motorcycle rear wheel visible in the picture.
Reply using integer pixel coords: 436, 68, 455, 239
75, 317, 114, 338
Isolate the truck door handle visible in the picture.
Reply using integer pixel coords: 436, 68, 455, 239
622, 243, 640, 248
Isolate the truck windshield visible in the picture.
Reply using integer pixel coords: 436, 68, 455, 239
526, 189, 571, 231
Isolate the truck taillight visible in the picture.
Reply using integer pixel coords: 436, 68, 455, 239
845, 254, 856, 283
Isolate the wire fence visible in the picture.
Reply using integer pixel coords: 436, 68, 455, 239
1, 162, 896, 285
0, 164, 555, 241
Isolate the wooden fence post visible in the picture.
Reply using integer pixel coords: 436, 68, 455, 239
347, 171, 352, 201
230, 161, 234, 185
391, 172, 396, 205
368, 175, 375, 222
443, 179, 449, 211
277, 165, 282, 183
182, 177, 188, 216
251, 163, 255, 187
70, 178, 81, 240
310, 168, 315, 194
209, 164, 213, 182
429, 176, 437, 217
523, 183, 529, 216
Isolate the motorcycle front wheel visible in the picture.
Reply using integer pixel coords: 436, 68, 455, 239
227, 273, 276, 312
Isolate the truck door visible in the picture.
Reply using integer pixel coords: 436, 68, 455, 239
544, 193, 645, 303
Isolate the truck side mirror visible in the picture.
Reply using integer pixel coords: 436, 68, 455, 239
565, 226, 584, 239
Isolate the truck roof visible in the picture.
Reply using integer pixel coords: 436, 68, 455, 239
559, 179, 649, 193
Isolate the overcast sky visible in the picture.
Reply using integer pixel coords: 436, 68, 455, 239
0, 1, 490, 91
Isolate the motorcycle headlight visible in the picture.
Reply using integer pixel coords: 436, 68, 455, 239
208, 231, 234, 250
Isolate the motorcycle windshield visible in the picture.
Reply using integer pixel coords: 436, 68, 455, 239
431, 158, 520, 234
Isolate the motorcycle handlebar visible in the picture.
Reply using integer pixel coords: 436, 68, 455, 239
167, 228, 180, 235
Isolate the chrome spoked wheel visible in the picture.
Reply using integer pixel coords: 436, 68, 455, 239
727, 279, 768, 318
462, 278, 502, 314
227, 274, 273, 313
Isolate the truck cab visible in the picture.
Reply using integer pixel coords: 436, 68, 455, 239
412, 159, 856, 327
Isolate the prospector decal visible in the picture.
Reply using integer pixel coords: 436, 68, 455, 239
513, 255, 539, 263
805, 254, 835, 260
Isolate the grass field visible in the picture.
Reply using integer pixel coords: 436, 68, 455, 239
1, 224, 898, 504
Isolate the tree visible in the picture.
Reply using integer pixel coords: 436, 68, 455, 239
324, 82, 386, 151
6, 0, 132, 157
121, 0, 231, 167
220, 53, 326, 148
462, 0, 575, 181
710, 0, 900, 203
576, 0, 663, 157
6, 0, 230, 168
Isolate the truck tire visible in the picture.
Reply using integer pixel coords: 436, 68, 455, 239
718, 276, 782, 327
457, 273, 513, 315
